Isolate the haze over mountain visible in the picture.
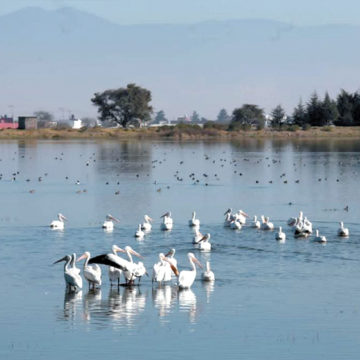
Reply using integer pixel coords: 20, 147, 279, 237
0, 7, 359, 119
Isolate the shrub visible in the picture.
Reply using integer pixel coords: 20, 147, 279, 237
302, 124, 311, 131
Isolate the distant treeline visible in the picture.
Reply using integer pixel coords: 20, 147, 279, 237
216, 89, 360, 130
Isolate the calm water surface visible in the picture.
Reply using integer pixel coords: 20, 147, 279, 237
0, 138, 360, 360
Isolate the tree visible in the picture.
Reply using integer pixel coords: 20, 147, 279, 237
337, 89, 353, 125
154, 110, 167, 124
217, 108, 230, 123
292, 99, 307, 126
351, 92, 360, 125
34, 110, 54, 128
231, 104, 265, 126
306, 92, 324, 126
91, 84, 152, 127
81, 117, 98, 128
321, 92, 338, 125
191, 111, 200, 123
270, 105, 286, 128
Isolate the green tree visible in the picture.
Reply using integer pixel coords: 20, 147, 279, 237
337, 89, 353, 125
306, 92, 324, 126
270, 105, 286, 128
81, 117, 98, 127
34, 110, 54, 128
292, 99, 307, 126
191, 111, 200, 123
154, 110, 167, 123
231, 104, 265, 126
321, 92, 338, 125
91, 84, 152, 127
351, 92, 360, 125
217, 108, 230, 123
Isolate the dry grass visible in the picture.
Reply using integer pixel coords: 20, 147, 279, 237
0, 126, 359, 140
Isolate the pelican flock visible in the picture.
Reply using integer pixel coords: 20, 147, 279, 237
53, 208, 349, 295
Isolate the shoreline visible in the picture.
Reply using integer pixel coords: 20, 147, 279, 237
0, 126, 359, 140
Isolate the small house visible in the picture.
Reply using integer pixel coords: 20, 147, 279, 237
18, 116, 38, 130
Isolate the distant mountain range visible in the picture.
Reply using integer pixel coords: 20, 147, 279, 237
0, 7, 359, 119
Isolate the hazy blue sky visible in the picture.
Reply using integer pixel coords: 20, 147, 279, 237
1, 0, 360, 25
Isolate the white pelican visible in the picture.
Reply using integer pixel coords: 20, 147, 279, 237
189, 211, 200, 227
230, 219, 242, 230
275, 226, 286, 241
123, 246, 146, 285
224, 208, 232, 227
77, 252, 102, 289
234, 210, 249, 225
252, 215, 260, 229
314, 229, 327, 243
50, 213, 67, 229
70, 253, 81, 275
199, 233, 211, 251
167, 252, 202, 289
202, 261, 215, 282
152, 253, 172, 284
260, 216, 274, 230
108, 245, 125, 286
160, 211, 173, 231
135, 224, 145, 239
193, 228, 204, 244
141, 215, 153, 231
102, 214, 119, 231
338, 222, 349, 237
54, 255, 82, 291
288, 211, 303, 227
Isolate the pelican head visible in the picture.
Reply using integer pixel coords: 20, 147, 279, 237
144, 215, 153, 222
58, 213, 67, 222
160, 211, 171, 218
77, 251, 90, 262
106, 214, 120, 222
200, 233, 210, 242
224, 208, 232, 216
340, 221, 344, 228
188, 253, 203, 268
124, 246, 144, 259
165, 248, 176, 257
112, 244, 126, 254
53, 254, 71, 264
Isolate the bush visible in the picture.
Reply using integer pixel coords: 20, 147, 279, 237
286, 124, 300, 132
302, 123, 311, 131
203, 122, 227, 130
228, 122, 251, 131
321, 126, 333, 132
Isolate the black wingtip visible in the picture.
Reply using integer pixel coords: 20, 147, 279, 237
89, 254, 127, 271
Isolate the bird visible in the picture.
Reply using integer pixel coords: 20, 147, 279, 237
54, 255, 82, 291
123, 246, 146, 285
252, 215, 260, 229
188, 211, 200, 227
50, 213, 67, 230
199, 233, 211, 251
223, 208, 232, 227
314, 229, 327, 243
167, 252, 202, 289
230, 219, 242, 230
141, 215, 153, 231
160, 211, 173, 231
135, 224, 145, 239
70, 253, 81, 275
164, 248, 178, 273
192, 228, 204, 244
152, 253, 172, 284
108, 245, 125, 287
102, 214, 120, 231
275, 226, 286, 241
260, 216, 274, 230
202, 261, 215, 282
233, 210, 249, 225
338, 222, 349, 237
77, 252, 102, 290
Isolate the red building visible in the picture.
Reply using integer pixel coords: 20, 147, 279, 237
0, 115, 17, 129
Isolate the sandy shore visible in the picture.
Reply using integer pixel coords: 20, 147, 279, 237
0, 126, 359, 140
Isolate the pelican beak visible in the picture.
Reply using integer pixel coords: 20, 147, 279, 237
130, 249, 144, 259
53, 256, 67, 264
149, 217, 153, 222
114, 245, 126, 253
77, 253, 87, 262
163, 258, 179, 276
192, 256, 203, 269
241, 211, 249, 218
164, 250, 172, 257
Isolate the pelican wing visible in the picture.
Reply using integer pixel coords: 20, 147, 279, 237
88, 254, 128, 271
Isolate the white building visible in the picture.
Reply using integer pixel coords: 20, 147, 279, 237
70, 114, 82, 129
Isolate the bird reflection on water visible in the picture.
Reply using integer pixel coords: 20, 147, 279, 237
60, 283, 212, 328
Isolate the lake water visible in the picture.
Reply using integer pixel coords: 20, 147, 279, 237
0, 138, 359, 360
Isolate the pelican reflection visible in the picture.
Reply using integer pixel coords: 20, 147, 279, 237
178, 288, 197, 323
152, 285, 177, 319
83, 289, 102, 321
61, 289, 82, 322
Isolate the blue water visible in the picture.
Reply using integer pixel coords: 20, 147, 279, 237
0, 139, 359, 360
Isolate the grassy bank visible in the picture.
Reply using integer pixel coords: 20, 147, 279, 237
0, 125, 360, 140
